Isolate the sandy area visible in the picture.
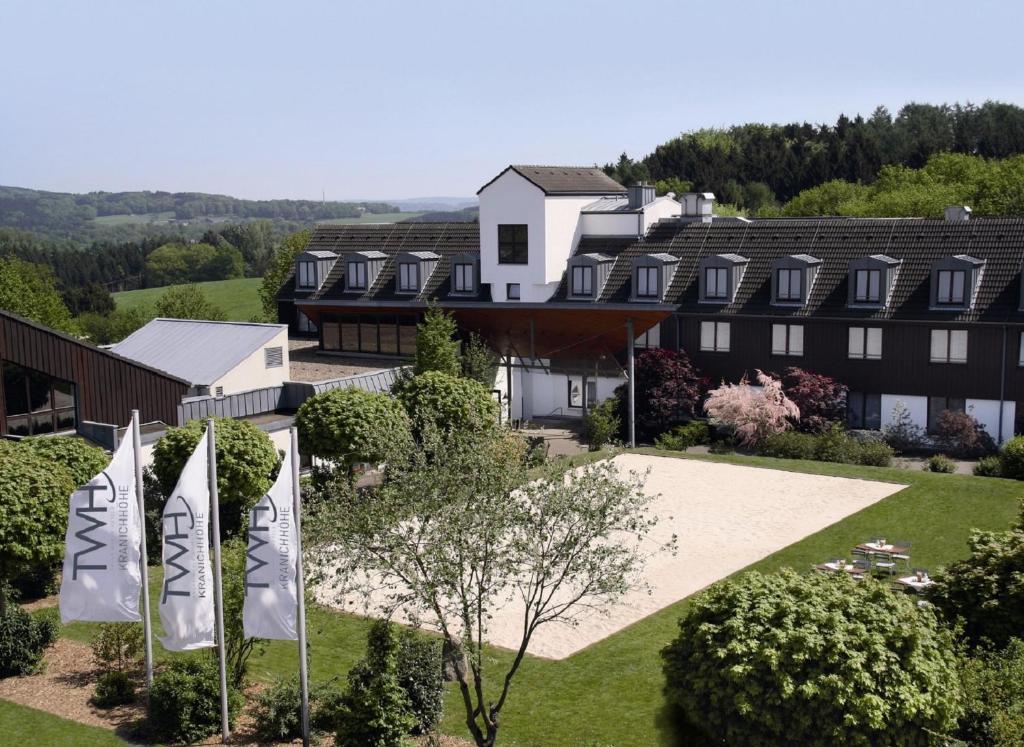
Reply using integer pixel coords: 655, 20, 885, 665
319, 453, 904, 659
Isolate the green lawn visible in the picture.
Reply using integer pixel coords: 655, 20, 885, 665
113, 277, 262, 321
316, 211, 422, 224
0, 700, 125, 745
93, 211, 177, 226
46, 452, 1024, 745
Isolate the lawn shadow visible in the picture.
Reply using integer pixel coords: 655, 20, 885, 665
655, 700, 722, 746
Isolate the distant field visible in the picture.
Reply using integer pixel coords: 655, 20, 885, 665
93, 211, 176, 225
113, 277, 262, 321
316, 211, 421, 224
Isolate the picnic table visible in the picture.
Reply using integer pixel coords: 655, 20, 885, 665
894, 574, 935, 593
855, 541, 911, 555
815, 561, 869, 578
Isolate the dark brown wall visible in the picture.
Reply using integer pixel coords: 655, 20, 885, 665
0, 313, 190, 432
668, 313, 1024, 403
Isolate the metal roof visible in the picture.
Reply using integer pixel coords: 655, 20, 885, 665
111, 319, 286, 386
404, 251, 440, 260
581, 196, 637, 213
303, 250, 338, 259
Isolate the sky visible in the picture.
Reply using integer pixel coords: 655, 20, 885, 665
2, 0, 1023, 201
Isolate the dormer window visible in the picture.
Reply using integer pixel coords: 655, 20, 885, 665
344, 250, 386, 293
572, 265, 594, 296
294, 250, 338, 292
449, 252, 480, 296
394, 251, 439, 295
567, 253, 613, 300
854, 269, 881, 302
347, 260, 367, 289
848, 255, 899, 308
631, 253, 679, 302
930, 255, 984, 310
698, 254, 747, 304
398, 262, 419, 292
637, 266, 659, 298
770, 255, 820, 306
298, 261, 317, 289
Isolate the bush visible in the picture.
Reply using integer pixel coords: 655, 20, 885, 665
251, 676, 346, 741
613, 348, 704, 441
414, 305, 460, 378
460, 331, 498, 387
925, 454, 957, 473
883, 401, 928, 453
654, 421, 711, 452
11, 562, 59, 600
148, 658, 242, 744
758, 430, 817, 459
704, 370, 799, 447
781, 367, 848, 433
857, 440, 895, 467
397, 631, 443, 734
999, 436, 1024, 481
662, 570, 962, 746
0, 599, 58, 677
17, 436, 109, 486
395, 370, 499, 441
813, 423, 862, 464
935, 409, 997, 459
584, 398, 620, 451
975, 455, 1003, 477
958, 639, 1024, 747
92, 670, 135, 708
91, 622, 143, 673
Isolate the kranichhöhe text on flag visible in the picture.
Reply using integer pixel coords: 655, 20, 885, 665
159, 430, 215, 651
59, 433, 142, 623
243, 445, 298, 640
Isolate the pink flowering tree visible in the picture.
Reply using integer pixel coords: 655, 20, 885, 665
703, 370, 800, 446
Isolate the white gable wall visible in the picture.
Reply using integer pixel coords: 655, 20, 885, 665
210, 327, 290, 395
479, 170, 548, 302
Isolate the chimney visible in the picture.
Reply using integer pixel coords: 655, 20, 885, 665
681, 192, 715, 221
944, 205, 972, 222
627, 182, 655, 210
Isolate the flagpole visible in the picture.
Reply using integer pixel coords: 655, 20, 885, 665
291, 426, 311, 747
131, 410, 154, 691
207, 419, 230, 742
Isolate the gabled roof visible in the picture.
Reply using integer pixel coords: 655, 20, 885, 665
477, 165, 626, 196
111, 319, 286, 386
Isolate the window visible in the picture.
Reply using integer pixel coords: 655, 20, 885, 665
937, 270, 966, 305
571, 265, 594, 296
635, 325, 660, 349
771, 324, 804, 356
321, 314, 419, 356
568, 377, 598, 409
2, 362, 76, 437
214, 386, 224, 397
264, 346, 283, 368
847, 392, 882, 430
848, 327, 882, 360
347, 261, 367, 290
777, 268, 803, 301
930, 329, 968, 363
705, 267, 728, 299
928, 396, 966, 434
854, 269, 881, 303
498, 224, 529, 264
298, 261, 317, 289
453, 263, 474, 293
506, 283, 520, 300
297, 311, 317, 333
637, 266, 659, 299
700, 321, 730, 352
398, 262, 419, 292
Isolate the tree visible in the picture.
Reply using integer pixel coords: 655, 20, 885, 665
781, 367, 848, 433
151, 417, 277, 537
76, 305, 154, 344
295, 387, 411, 476
934, 409, 996, 459
0, 256, 77, 333
144, 242, 243, 287
662, 569, 962, 746
413, 305, 460, 377
394, 371, 499, 442
63, 282, 115, 316
310, 429, 672, 747
882, 401, 928, 453
613, 348, 704, 441
704, 370, 798, 446
153, 284, 227, 321
461, 332, 499, 388
958, 639, 1024, 747
258, 229, 310, 320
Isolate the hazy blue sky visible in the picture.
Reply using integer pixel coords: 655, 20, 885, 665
2, 0, 1022, 200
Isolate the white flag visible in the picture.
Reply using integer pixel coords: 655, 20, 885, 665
243, 447, 298, 640
59, 434, 142, 623
159, 431, 215, 651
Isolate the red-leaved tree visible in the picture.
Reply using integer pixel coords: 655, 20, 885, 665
704, 370, 800, 447
614, 348, 704, 441
781, 367, 848, 433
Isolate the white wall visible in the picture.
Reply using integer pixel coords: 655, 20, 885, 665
579, 212, 643, 237
966, 398, 1016, 443
212, 327, 290, 395
478, 170, 548, 302
641, 197, 682, 231
543, 196, 596, 288
517, 366, 623, 420
880, 394, 928, 431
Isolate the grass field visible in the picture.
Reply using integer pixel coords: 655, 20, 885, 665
113, 277, 263, 321
316, 211, 422, 224
0, 700, 125, 745
93, 211, 177, 226
46, 451, 1024, 746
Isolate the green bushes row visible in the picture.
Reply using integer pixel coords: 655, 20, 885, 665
654, 421, 711, 451
758, 426, 894, 467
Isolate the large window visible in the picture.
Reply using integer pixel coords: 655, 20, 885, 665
848, 327, 882, 360
398, 262, 419, 292
567, 376, 597, 409
637, 266, 659, 299
930, 329, 968, 363
2, 362, 76, 437
771, 324, 804, 356
498, 224, 529, 264
296, 311, 317, 334
700, 321, 730, 352
320, 314, 419, 357
506, 283, 520, 300
298, 261, 317, 289
705, 267, 728, 299
847, 392, 882, 430
571, 265, 594, 296
937, 270, 966, 305
776, 269, 803, 301
635, 324, 660, 349
453, 263, 474, 293
854, 269, 881, 303
347, 261, 367, 290
928, 396, 966, 434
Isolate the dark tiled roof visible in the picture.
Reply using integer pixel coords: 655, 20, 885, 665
548, 236, 639, 302
477, 165, 626, 196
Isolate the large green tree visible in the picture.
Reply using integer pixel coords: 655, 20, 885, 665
0, 256, 76, 333
258, 229, 310, 320
153, 284, 227, 321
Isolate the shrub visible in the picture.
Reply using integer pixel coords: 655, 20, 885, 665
974, 455, 1003, 477
857, 440, 895, 467
414, 305, 460, 378
935, 409, 997, 459
704, 370, 799, 447
461, 331, 499, 387
584, 398, 620, 451
251, 676, 346, 741
958, 639, 1024, 747
395, 370, 499, 441
781, 367, 848, 433
931, 506, 1024, 649
813, 423, 861, 464
757, 430, 817, 459
148, 657, 242, 744
92, 670, 135, 708
925, 454, 957, 473
397, 631, 443, 734
654, 421, 711, 452
883, 401, 928, 453
11, 562, 59, 600
16, 436, 109, 486
0, 599, 58, 677
999, 436, 1024, 481
613, 348, 704, 441
662, 570, 962, 746
296, 386, 411, 473
220, 537, 263, 689
91, 622, 143, 673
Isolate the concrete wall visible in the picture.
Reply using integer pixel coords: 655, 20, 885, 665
543, 196, 595, 287
211, 327, 290, 395
517, 363, 622, 420
478, 170, 548, 302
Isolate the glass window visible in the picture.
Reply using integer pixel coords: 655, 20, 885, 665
854, 269, 881, 302
847, 392, 882, 430
567, 377, 598, 409
453, 263, 474, 293
848, 327, 883, 359
297, 311, 317, 334
928, 396, 966, 434
705, 267, 728, 299
772, 324, 803, 356
572, 265, 594, 296
498, 224, 529, 264
506, 283, 520, 300
700, 321, 730, 352
637, 266, 659, 298
777, 268, 803, 301
635, 324, 660, 349
930, 329, 968, 363
1, 362, 76, 436
937, 270, 966, 304
398, 263, 419, 292
347, 261, 367, 290
298, 261, 317, 288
